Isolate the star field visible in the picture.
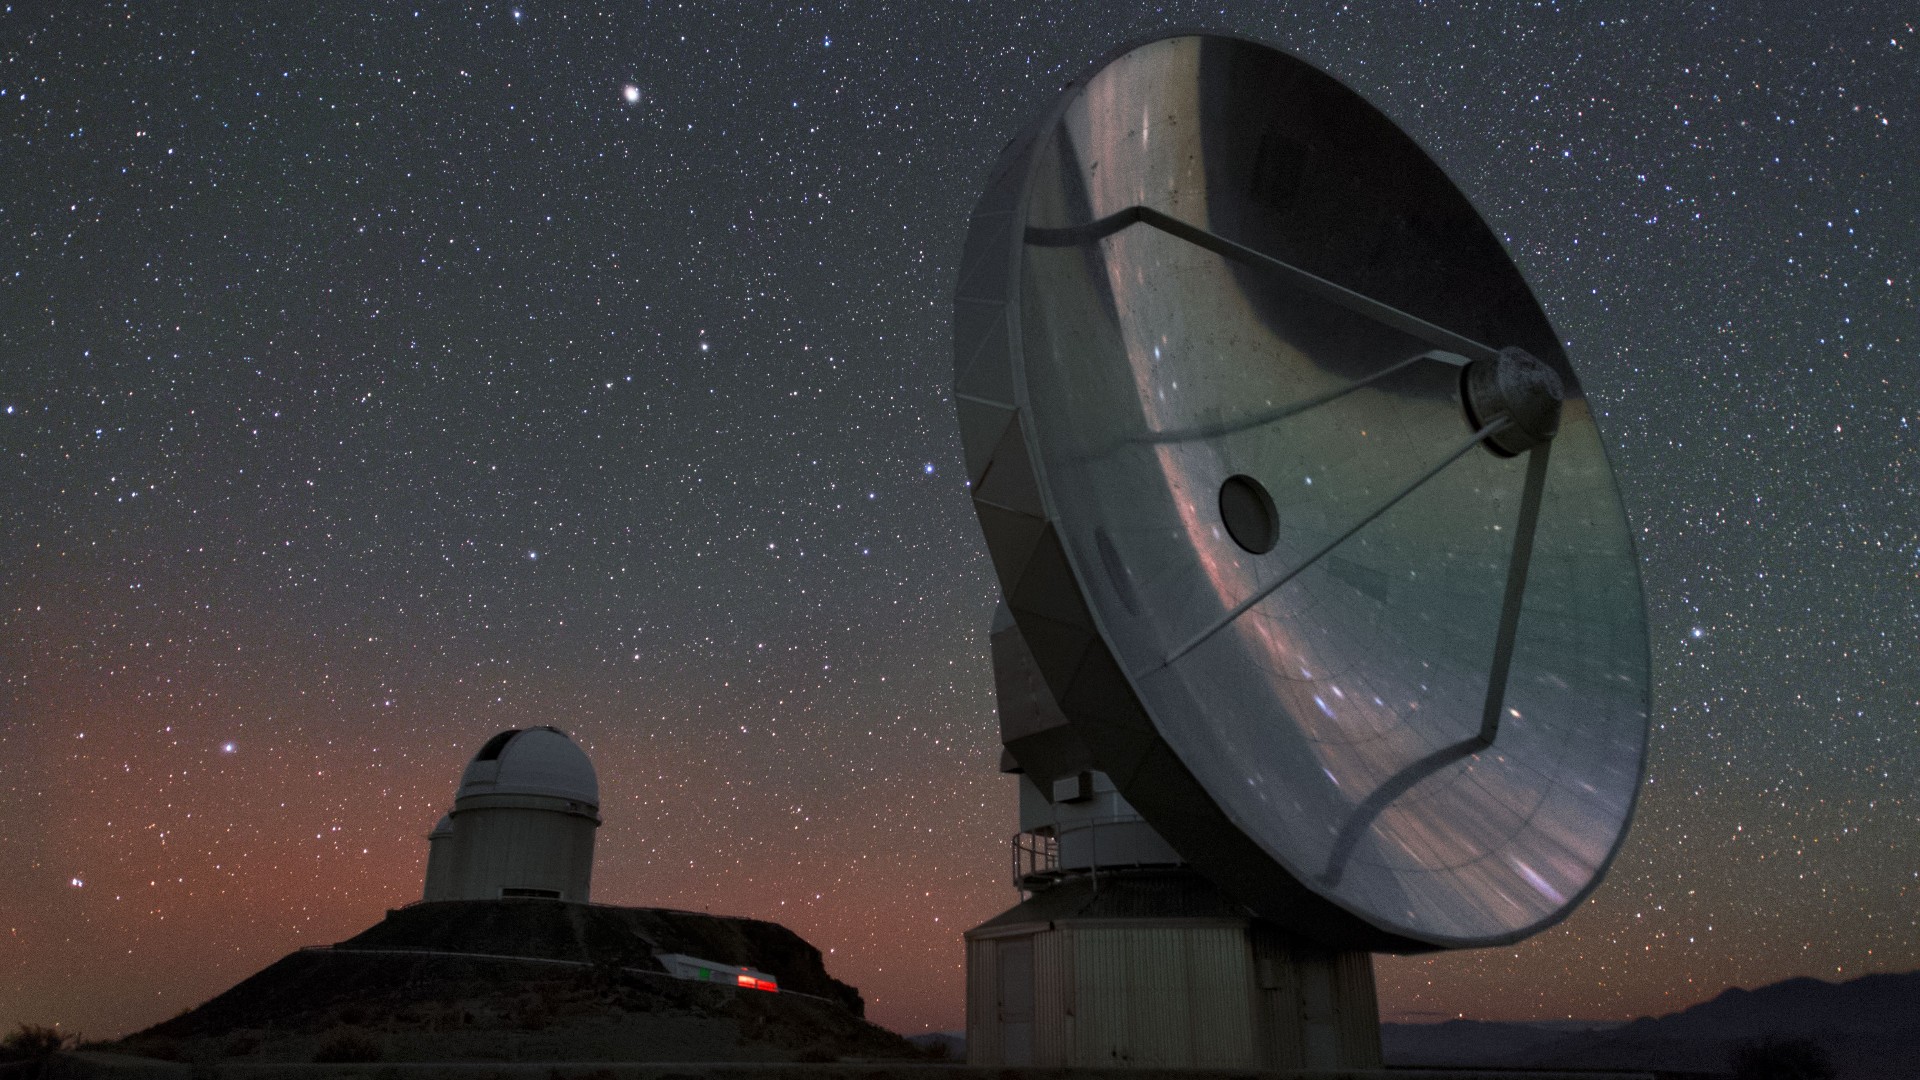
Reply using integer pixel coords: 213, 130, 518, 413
2, 1, 1915, 1038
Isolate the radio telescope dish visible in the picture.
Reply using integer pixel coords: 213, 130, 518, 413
954, 33, 1648, 951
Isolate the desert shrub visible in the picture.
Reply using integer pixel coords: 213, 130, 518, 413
223, 1033, 262, 1057
536, 982, 583, 1018
420, 1003, 465, 1032
511, 996, 554, 1031
1, 1024, 75, 1061
1730, 1036, 1836, 1080
111, 1037, 186, 1062
312, 1028, 383, 1063
794, 1043, 838, 1064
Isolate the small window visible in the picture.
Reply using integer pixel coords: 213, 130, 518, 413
500, 887, 560, 899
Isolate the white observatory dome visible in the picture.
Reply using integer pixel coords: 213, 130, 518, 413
421, 727, 601, 904
456, 726, 599, 807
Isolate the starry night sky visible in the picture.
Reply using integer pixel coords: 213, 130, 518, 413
2, 0, 1915, 1040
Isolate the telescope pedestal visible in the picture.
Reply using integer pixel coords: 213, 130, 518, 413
964, 869, 1381, 1069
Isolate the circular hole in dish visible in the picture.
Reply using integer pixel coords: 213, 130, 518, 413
1219, 474, 1278, 554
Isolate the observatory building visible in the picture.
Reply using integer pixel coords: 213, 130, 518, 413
421, 727, 601, 903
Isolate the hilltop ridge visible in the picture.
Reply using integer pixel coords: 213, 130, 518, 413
112, 900, 921, 1065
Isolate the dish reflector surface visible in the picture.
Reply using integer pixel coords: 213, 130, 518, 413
955, 34, 1648, 949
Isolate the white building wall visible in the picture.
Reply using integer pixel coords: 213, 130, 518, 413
422, 828, 456, 901
965, 935, 1001, 1065
445, 803, 596, 902
966, 919, 1380, 1069
1070, 924, 1257, 1067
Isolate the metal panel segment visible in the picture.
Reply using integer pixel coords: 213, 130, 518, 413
965, 937, 1000, 1065
1070, 925, 1260, 1067
1032, 930, 1076, 1066
996, 936, 1036, 1065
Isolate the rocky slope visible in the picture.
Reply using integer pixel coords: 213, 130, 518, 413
112, 900, 921, 1065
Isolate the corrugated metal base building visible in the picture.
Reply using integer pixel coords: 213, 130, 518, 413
965, 870, 1381, 1069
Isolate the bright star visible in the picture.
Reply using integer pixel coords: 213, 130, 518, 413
622, 84, 641, 104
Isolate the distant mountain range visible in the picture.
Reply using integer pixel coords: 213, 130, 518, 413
1383, 969, 1919, 1080
905, 1032, 966, 1060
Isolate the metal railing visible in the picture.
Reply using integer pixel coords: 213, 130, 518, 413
1012, 817, 1186, 889
1011, 830, 1060, 887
